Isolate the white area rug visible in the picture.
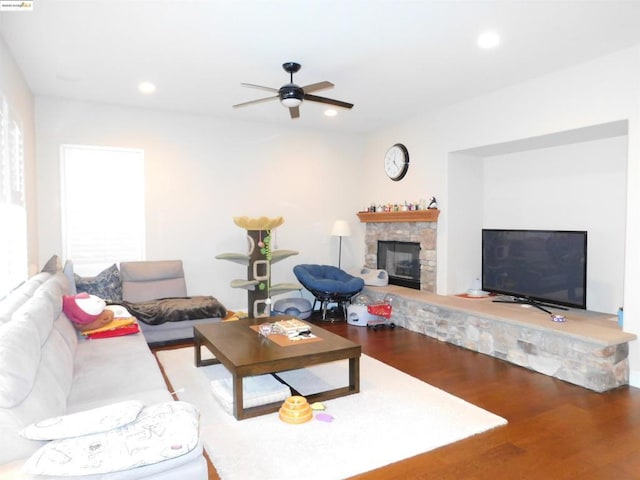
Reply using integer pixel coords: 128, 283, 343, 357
156, 347, 507, 480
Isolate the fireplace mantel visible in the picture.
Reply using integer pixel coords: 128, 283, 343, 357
357, 209, 439, 223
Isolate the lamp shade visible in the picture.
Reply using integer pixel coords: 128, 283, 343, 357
331, 220, 351, 237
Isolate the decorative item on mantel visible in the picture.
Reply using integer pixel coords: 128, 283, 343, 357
364, 196, 438, 213
215, 216, 301, 318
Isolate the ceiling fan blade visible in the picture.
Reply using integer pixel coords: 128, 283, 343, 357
301, 81, 334, 93
232, 95, 279, 108
240, 83, 279, 93
303, 93, 354, 109
289, 106, 300, 119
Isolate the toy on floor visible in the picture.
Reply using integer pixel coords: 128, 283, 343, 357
279, 396, 313, 424
347, 294, 395, 329
366, 303, 395, 330
316, 413, 334, 422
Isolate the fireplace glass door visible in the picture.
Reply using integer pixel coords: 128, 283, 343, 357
377, 241, 421, 289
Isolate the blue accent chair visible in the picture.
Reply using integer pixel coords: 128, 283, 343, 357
293, 264, 365, 321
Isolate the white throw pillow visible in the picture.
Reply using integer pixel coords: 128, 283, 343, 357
20, 400, 144, 440
23, 401, 199, 476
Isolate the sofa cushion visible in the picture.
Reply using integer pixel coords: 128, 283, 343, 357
75, 263, 122, 301
12, 294, 54, 346
38, 328, 74, 401
53, 312, 79, 355
0, 318, 41, 408
67, 335, 168, 410
0, 290, 29, 325
0, 273, 51, 324
35, 273, 65, 311
120, 260, 187, 302
20, 400, 144, 440
23, 401, 199, 476
293, 264, 365, 294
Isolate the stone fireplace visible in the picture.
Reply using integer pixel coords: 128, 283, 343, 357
358, 210, 438, 292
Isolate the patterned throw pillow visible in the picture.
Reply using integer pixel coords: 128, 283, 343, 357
23, 402, 199, 476
20, 400, 144, 440
74, 264, 122, 301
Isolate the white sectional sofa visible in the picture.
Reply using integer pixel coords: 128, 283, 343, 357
0, 269, 208, 479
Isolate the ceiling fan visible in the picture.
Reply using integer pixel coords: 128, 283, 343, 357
233, 62, 354, 119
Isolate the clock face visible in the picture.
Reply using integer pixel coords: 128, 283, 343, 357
384, 143, 409, 181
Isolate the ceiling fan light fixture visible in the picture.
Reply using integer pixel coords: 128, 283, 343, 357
279, 85, 304, 108
281, 97, 303, 108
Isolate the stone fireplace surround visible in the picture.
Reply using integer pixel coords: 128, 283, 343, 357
357, 210, 635, 392
361, 215, 437, 292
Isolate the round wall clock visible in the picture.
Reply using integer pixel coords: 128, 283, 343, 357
384, 143, 409, 181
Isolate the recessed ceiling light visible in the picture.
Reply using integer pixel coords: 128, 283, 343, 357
138, 81, 156, 94
324, 109, 338, 117
477, 31, 500, 49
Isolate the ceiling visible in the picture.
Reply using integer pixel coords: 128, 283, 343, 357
2, 0, 640, 133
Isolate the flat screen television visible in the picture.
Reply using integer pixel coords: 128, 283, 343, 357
482, 229, 587, 311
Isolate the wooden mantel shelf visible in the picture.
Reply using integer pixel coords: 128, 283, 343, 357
357, 209, 440, 223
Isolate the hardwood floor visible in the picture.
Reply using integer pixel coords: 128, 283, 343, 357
153, 313, 640, 479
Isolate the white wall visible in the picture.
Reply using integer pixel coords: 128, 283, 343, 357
484, 137, 626, 313
447, 135, 627, 314
35, 98, 366, 310
362, 46, 640, 385
0, 36, 37, 275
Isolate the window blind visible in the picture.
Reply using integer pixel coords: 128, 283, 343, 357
0, 96, 27, 296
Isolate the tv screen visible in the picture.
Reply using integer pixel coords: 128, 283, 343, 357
482, 229, 587, 309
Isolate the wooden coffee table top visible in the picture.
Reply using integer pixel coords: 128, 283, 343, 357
194, 316, 361, 376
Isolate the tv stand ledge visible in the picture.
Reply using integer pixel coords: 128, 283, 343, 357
362, 285, 635, 392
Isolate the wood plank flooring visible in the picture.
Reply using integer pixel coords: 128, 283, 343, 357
153, 313, 640, 479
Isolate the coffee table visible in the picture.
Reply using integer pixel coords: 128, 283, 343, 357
193, 317, 361, 420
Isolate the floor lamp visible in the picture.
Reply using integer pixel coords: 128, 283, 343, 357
331, 220, 351, 269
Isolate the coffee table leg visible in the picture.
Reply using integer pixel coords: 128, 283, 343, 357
194, 331, 202, 366
232, 373, 244, 420
349, 356, 360, 394
193, 329, 221, 367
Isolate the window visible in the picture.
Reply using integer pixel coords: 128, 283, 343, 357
0, 95, 27, 296
61, 145, 145, 276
